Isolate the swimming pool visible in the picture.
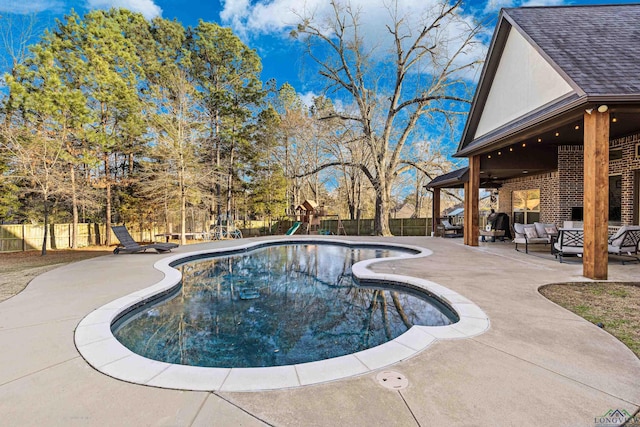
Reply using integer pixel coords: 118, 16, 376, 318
112, 244, 458, 368
75, 237, 489, 391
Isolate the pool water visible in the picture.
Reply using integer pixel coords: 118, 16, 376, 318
113, 244, 457, 368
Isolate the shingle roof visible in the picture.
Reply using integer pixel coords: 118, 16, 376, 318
425, 167, 468, 189
454, 4, 640, 157
504, 5, 640, 95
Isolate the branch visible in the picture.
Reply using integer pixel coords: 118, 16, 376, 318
289, 160, 375, 185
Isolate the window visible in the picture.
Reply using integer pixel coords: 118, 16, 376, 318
512, 189, 540, 224
609, 148, 623, 161
609, 175, 622, 222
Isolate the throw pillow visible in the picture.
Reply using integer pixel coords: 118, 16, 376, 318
524, 227, 539, 239
544, 225, 558, 235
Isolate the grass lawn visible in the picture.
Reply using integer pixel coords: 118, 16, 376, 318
540, 282, 640, 358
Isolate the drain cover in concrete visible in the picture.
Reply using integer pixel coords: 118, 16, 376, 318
376, 371, 409, 390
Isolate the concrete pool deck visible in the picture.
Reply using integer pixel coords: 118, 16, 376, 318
1, 236, 639, 426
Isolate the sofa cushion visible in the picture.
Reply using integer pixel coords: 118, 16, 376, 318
524, 227, 539, 239
513, 223, 526, 237
534, 222, 558, 238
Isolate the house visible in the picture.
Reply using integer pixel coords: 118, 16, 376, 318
427, 4, 640, 279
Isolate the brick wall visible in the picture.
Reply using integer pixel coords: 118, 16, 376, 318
609, 133, 640, 224
498, 132, 640, 227
557, 145, 584, 223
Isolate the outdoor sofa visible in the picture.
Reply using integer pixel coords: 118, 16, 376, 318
513, 222, 558, 253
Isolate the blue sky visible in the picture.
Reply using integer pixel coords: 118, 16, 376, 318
2, 0, 634, 103
1, 0, 635, 159
3, 0, 624, 103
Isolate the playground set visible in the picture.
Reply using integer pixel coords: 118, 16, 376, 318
285, 200, 346, 236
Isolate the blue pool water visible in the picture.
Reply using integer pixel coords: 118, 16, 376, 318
113, 243, 458, 368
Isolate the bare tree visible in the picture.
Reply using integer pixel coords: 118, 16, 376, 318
293, 0, 483, 235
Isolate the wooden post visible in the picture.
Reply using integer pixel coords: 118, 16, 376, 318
432, 188, 441, 235
464, 155, 480, 246
583, 109, 609, 279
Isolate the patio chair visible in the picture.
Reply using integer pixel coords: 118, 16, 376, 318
111, 225, 179, 254
512, 223, 552, 253
608, 225, 640, 264
441, 219, 463, 237
553, 228, 584, 263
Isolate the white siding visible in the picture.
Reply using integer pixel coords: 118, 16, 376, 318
474, 28, 573, 139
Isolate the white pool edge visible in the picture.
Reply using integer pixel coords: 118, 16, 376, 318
74, 237, 490, 392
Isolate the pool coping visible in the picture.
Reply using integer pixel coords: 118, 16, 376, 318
74, 237, 490, 392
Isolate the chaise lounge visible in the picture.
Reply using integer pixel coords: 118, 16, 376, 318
441, 219, 463, 238
112, 225, 179, 254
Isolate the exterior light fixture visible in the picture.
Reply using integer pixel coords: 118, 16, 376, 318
585, 108, 593, 115
575, 125, 580, 130
537, 138, 542, 143
612, 114, 618, 123
597, 105, 609, 113
522, 143, 526, 147
555, 132, 560, 137
488, 155, 492, 159
509, 147, 513, 152
498, 151, 502, 155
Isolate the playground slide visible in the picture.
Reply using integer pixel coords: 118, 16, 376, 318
286, 222, 302, 235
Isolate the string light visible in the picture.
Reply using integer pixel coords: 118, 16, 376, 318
522, 143, 526, 147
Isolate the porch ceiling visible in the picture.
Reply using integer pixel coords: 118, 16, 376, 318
471, 106, 640, 182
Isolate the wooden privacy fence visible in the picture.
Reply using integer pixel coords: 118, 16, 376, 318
0, 223, 163, 252
320, 218, 433, 236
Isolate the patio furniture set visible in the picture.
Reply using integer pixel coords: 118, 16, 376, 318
513, 222, 640, 264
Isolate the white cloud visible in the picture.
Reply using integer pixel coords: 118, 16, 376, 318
0, 0, 63, 14
521, 0, 564, 7
484, 0, 515, 13
299, 91, 318, 108
484, 0, 566, 13
86, 0, 162, 19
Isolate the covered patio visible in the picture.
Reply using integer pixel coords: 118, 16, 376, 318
431, 5, 640, 279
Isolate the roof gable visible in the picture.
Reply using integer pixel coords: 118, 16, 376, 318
506, 5, 640, 95
456, 4, 640, 156
474, 27, 573, 139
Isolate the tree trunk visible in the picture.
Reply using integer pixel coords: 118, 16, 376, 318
226, 146, 234, 219
374, 184, 392, 236
41, 195, 49, 256
103, 148, 112, 247
70, 164, 78, 249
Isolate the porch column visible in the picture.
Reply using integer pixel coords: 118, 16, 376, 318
583, 109, 609, 279
432, 188, 441, 235
464, 155, 480, 246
